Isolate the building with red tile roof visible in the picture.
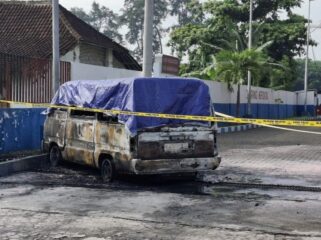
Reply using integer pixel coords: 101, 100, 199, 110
0, 1, 141, 71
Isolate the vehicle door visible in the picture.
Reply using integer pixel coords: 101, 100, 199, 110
64, 110, 96, 166
95, 113, 131, 170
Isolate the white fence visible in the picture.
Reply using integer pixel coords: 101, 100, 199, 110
204, 80, 300, 106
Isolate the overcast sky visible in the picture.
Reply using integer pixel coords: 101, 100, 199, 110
59, 0, 321, 60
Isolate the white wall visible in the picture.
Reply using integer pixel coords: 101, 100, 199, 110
61, 46, 80, 63
203, 79, 315, 106
71, 62, 142, 80
296, 90, 316, 106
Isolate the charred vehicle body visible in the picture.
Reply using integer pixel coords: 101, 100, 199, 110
43, 77, 221, 182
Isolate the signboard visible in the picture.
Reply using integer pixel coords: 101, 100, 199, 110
251, 90, 269, 100
161, 55, 180, 75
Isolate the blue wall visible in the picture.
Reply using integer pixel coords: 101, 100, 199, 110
296, 105, 316, 117
214, 103, 315, 119
0, 108, 45, 154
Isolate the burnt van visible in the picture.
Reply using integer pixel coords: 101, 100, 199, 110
43, 78, 221, 182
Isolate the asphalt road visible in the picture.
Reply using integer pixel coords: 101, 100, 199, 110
1, 127, 321, 240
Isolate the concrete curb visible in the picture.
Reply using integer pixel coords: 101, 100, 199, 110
217, 116, 321, 134
218, 124, 260, 134
0, 154, 47, 177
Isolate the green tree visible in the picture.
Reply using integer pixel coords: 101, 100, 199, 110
204, 48, 278, 116
120, 0, 168, 62
293, 59, 321, 92
71, 2, 123, 43
169, 0, 313, 90
267, 56, 297, 90
169, 0, 204, 26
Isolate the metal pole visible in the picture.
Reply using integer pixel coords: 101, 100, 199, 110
247, 0, 253, 116
304, 0, 312, 114
52, 0, 60, 97
143, 0, 154, 77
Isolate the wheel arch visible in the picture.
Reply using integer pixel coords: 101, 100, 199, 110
98, 153, 114, 169
49, 142, 59, 151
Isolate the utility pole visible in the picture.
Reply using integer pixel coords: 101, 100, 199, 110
247, 0, 253, 116
304, 0, 312, 114
52, 0, 60, 97
143, 0, 154, 77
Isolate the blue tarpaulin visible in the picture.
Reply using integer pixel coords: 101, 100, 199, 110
51, 77, 212, 135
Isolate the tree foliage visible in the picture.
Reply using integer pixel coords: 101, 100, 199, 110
169, 0, 204, 26
209, 49, 268, 85
293, 60, 321, 92
204, 47, 278, 116
216, 49, 268, 116
68, 0, 315, 89
169, 0, 314, 90
120, 0, 168, 62
71, 2, 123, 43
120, 0, 204, 61
71, 0, 203, 63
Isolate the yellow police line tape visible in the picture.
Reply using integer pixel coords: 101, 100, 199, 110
1, 100, 321, 128
215, 111, 321, 135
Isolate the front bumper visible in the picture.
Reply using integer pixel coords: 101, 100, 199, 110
130, 156, 221, 175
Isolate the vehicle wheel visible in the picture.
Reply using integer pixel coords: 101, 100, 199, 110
101, 159, 115, 183
49, 145, 62, 167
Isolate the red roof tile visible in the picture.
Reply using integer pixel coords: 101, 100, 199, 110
0, 1, 141, 70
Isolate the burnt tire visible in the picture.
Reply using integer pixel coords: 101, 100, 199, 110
101, 159, 116, 183
49, 145, 62, 167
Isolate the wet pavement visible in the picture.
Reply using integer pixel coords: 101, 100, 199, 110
1, 127, 321, 239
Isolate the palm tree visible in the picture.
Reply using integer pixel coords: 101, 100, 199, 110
200, 21, 282, 117
204, 49, 273, 117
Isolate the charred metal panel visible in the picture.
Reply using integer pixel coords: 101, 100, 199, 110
137, 128, 215, 160
94, 121, 132, 170
43, 110, 67, 149
64, 117, 95, 166
131, 157, 221, 174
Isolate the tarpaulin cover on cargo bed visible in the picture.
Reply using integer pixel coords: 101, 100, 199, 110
51, 77, 212, 135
